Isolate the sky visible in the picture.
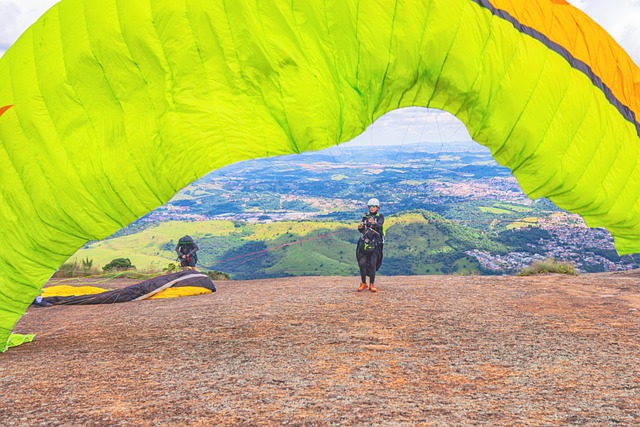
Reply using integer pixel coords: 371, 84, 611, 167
1, 0, 639, 146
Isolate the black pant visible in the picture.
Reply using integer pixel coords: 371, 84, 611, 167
358, 251, 379, 284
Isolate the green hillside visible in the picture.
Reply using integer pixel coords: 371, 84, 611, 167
71, 211, 507, 279
380, 211, 505, 276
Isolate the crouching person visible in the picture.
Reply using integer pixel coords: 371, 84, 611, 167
175, 235, 199, 271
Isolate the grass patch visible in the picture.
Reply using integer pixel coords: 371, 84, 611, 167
494, 203, 533, 213
506, 219, 538, 230
53, 258, 230, 281
479, 207, 512, 215
519, 258, 577, 276
101, 270, 159, 280
52, 258, 100, 278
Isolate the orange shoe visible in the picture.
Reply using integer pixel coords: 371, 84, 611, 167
357, 282, 368, 292
369, 284, 378, 293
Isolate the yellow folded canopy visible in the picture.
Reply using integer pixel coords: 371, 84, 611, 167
42, 285, 212, 300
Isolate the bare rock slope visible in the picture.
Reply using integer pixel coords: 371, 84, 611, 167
2, 272, 639, 426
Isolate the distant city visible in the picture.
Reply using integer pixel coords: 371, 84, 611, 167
117, 140, 639, 275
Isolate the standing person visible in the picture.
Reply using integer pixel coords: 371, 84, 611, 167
356, 198, 384, 292
175, 235, 199, 271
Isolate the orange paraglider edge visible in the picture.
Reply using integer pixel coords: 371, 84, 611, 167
0, 105, 13, 118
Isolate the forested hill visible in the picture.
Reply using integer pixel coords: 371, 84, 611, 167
76, 210, 529, 279
77, 141, 639, 275
208, 211, 507, 279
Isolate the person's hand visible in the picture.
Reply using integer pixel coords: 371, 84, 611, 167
368, 217, 374, 223
358, 223, 364, 230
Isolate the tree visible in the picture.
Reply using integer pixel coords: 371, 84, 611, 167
102, 258, 135, 272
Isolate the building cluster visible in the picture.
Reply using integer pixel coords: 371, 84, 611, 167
431, 177, 529, 202
466, 250, 546, 272
468, 213, 639, 273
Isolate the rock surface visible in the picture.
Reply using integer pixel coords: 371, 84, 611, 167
2, 272, 639, 426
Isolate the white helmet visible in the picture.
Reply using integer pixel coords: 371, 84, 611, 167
367, 198, 380, 207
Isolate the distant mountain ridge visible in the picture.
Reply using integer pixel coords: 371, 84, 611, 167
76, 211, 518, 279
76, 140, 640, 275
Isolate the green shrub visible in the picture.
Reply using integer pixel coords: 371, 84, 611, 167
81, 257, 94, 274
162, 262, 229, 280
102, 270, 156, 280
519, 258, 577, 276
453, 269, 480, 276
102, 258, 135, 272
163, 262, 180, 273
53, 261, 81, 278
204, 270, 230, 281
53, 258, 98, 278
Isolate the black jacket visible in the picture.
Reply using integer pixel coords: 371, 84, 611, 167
359, 212, 385, 240
356, 212, 385, 270
175, 242, 199, 258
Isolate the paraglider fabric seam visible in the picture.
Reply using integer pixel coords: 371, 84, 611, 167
472, 0, 640, 136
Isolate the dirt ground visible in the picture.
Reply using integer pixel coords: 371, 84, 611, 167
1, 271, 639, 426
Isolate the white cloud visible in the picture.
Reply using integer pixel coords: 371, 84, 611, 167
567, 0, 640, 65
346, 108, 471, 146
0, 0, 59, 56
567, 0, 589, 10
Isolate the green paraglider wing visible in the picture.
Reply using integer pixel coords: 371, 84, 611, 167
1, 0, 639, 350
